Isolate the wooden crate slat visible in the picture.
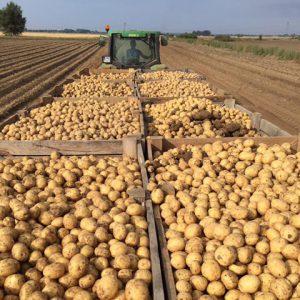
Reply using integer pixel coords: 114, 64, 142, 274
153, 205, 177, 300
147, 136, 299, 159
137, 142, 165, 299
0, 140, 123, 156
146, 200, 165, 300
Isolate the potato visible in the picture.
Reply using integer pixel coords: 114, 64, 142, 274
113, 223, 128, 241
43, 263, 65, 279
267, 259, 288, 278
68, 254, 89, 279
171, 253, 186, 270
11, 243, 30, 262
238, 275, 260, 293
73, 290, 93, 300
125, 232, 140, 247
175, 280, 192, 294
221, 270, 239, 289
167, 238, 185, 252
190, 275, 208, 292
42, 282, 65, 298
4, 274, 25, 295
270, 278, 293, 300
110, 242, 128, 257
125, 279, 150, 300
214, 245, 237, 266
118, 269, 133, 284
0, 259, 20, 277
30, 291, 48, 300
254, 292, 277, 300
206, 281, 226, 297
59, 273, 78, 288
184, 224, 202, 240
151, 189, 164, 204
19, 280, 40, 300
113, 255, 131, 270
0, 235, 14, 252
134, 269, 152, 285
201, 260, 221, 281
96, 275, 119, 300
65, 286, 83, 300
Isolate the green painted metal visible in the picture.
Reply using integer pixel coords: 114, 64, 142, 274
108, 30, 160, 38
150, 64, 168, 70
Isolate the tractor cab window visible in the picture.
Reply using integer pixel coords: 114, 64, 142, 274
111, 35, 156, 67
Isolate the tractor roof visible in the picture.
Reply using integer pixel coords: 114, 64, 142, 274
108, 30, 160, 37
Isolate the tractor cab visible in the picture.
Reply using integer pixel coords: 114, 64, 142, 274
100, 30, 168, 70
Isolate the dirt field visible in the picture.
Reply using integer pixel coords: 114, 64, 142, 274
161, 41, 300, 134
0, 37, 104, 117
232, 38, 300, 52
0, 32, 102, 39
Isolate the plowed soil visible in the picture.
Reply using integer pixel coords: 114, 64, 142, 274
0, 38, 104, 118
161, 41, 300, 134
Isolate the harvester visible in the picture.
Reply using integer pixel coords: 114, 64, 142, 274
99, 30, 168, 70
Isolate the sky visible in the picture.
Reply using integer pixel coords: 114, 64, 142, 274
0, 0, 300, 35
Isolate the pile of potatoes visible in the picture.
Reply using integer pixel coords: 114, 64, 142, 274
0, 153, 152, 299
62, 75, 133, 97
139, 80, 215, 98
140, 71, 201, 81
95, 71, 134, 80
0, 99, 140, 140
145, 97, 256, 138
147, 139, 300, 300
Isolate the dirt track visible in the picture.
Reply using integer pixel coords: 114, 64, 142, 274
161, 41, 300, 134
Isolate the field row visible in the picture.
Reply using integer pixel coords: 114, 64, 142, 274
0, 38, 100, 118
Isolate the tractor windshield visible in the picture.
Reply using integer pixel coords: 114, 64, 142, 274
111, 35, 156, 67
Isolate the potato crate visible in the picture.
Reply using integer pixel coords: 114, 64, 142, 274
136, 79, 227, 102
142, 98, 290, 138
0, 96, 145, 140
46, 67, 136, 98
146, 135, 300, 300
0, 137, 165, 300
76, 67, 136, 80
136, 68, 207, 83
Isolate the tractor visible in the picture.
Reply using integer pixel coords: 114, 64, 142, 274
99, 30, 168, 70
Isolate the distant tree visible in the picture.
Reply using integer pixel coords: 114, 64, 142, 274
215, 35, 233, 42
179, 33, 197, 39
0, 2, 26, 35
192, 30, 211, 36
76, 29, 91, 34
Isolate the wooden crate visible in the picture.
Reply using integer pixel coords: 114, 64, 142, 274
76, 67, 136, 79
136, 78, 226, 101
0, 137, 165, 300
46, 67, 136, 98
146, 135, 300, 300
0, 96, 145, 139
141, 98, 290, 138
136, 68, 206, 83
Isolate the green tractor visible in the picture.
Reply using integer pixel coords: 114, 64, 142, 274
99, 30, 168, 70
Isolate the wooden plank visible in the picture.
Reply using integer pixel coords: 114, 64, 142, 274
154, 205, 177, 300
146, 200, 165, 300
259, 119, 290, 137
137, 142, 165, 300
235, 104, 253, 115
123, 136, 138, 159
147, 136, 299, 152
0, 140, 123, 156
251, 112, 262, 130
224, 98, 236, 108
